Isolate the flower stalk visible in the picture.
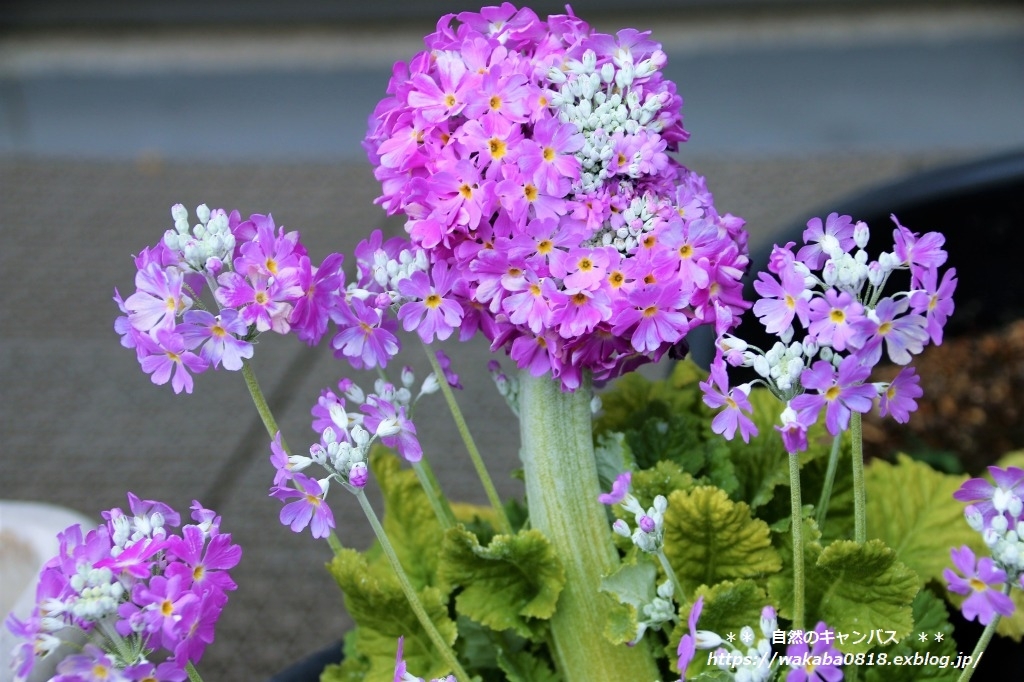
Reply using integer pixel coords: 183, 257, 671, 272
789, 453, 805, 631
955, 584, 1010, 682
424, 342, 512, 535
517, 370, 660, 682
355, 488, 470, 681
851, 412, 867, 543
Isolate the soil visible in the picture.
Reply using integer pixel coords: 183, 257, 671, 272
862, 319, 1024, 474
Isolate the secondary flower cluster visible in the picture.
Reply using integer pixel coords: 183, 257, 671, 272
677, 599, 843, 682
269, 360, 456, 538
363, 3, 750, 390
701, 213, 956, 452
115, 205, 345, 393
5, 495, 240, 682
945, 465, 1024, 625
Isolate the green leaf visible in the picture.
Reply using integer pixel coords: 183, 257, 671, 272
630, 460, 695, 509
496, 648, 560, 682
326, 548, 457, 682
372, 447, 445, 590
866, 455, 978, 587
810, 539, 919, 653
438, 526, 565, 640
662, 486, 782, 593
862, 590, 961, 682
600, 559, 658, 612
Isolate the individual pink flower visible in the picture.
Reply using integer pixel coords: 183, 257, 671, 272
270, 474, 335, 539
785, 622, 844, 682
676, 596, 704, 677
909, 266, 957, 345
611, 283, 690, 354
850, 296, 928, 367
752, 264, 811, 335
953, 466, 1024, 525
215, 271, 296, 334
178, 308, 253, 371
797, 213, 856, 270
124, 263, 192, 333
944, 546, 1014, 625
397, 262, 465, 343
700, 360, 757, 443
790, 356, 875, 436
331, 297, 401, 370
138, 328, 209, 394
807, 289, 864, 352
891, 215, 947, 279
599, 472, 632, 505
517, 117, 584, 194
290, 253, 344, 346
876, 367, 923, 423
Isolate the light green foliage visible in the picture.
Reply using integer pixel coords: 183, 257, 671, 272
862, 590, 960, 682
865, 455, 978, 587
438, 527, 565, 641
325, 549, 457, 682
496, 649, 560, 682
808, 540, 919, 653
372, 448, 445, 590
599, 559, 658, 645
630, 460, 695, 509
662, 486, 782, 593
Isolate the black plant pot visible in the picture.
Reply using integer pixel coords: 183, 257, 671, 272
266, 642, 343, 682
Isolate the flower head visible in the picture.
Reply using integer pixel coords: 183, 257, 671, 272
943, 546, 1014, 625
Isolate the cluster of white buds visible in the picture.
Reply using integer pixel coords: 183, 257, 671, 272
351, 243, 429, 303
612, 494, 667, 553
164, 203, 236, 274
965, 497, 1024, 581
632, 579, 677, 644
704, 606, 779, 682
549, 46, 671, 194
67, 566, 123, 622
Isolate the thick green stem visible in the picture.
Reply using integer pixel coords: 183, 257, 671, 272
186, 662, 204, 682
955, 584, 1009, 682
355, 489, 470, 681
851, 412, 866, 543
424, 343, 512, 535
789, 453, 805, 631
815, 434, 843, 530
517, 371, 660, 682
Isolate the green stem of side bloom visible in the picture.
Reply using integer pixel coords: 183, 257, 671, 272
815, 433, 843, 531
789, 453, 805, 632
955, 585, 1008, 682
517, 370, 660, 682
423, 342, 512, 535
412, 459, 457, 530
241, 360, 282, 442
851, 412, 866, 544
354, 488, 471, 681
185, 662, 204, 682
656, 548, 687, 606
240, 360, 344, 553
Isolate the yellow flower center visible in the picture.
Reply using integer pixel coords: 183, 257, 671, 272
425, 294, 442, 309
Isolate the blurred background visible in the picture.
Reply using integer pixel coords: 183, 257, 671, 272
2, 1, 1023, 679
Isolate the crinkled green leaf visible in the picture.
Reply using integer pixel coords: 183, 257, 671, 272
602, 596, 641, 646
600, 558, 658, 611
372, 447, 444, 590
811, 539, 919, 653
438, 527, 565, 640
326, 548, 457, 682
496, 648, 560, 682
663, 486, 782, 593
862, 590, 960, 682
866, 455, 976, 588
630, 460, 695, 508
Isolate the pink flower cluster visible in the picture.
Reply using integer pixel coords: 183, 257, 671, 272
5, 495, 240, 682
702, 213, 956, 452
363, 3, 749, 390
945, 465, 1024, 624
115, 207, 344, 393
